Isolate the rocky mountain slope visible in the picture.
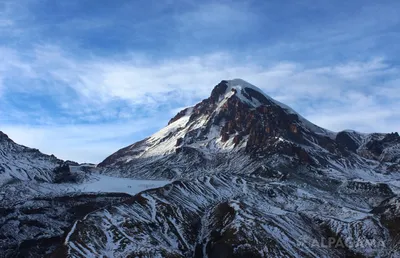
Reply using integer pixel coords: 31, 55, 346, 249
0, 131, 62, 187
0, 132, 168, 257
98, 79, 400, 182
61, 79, 400, 257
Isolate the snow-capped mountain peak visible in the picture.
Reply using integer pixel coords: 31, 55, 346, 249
73, 81, 400, 258
2, 80, 400, 257
209, 79, 274, 109
223, 79, 333, 136
99, 80, 399, 181
224, 78, 269, 107
100, 79, 296, 168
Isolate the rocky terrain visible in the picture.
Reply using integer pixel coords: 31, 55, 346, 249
67, 79, 400, 257
0, 131, 62, 187
1, 79, 399, 257
0, 133, 167, 257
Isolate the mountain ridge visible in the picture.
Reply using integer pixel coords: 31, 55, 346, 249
1, 79, 399, 257
98, 79, 400, 180
0, 129, 63, 186
72, 79, 399, 257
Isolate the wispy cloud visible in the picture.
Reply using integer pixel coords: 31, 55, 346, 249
0, 0, 399, 162
0, 117, 164, 163
1, 44, 398, 130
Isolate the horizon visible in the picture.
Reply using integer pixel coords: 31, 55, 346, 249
0, 0, 399, 163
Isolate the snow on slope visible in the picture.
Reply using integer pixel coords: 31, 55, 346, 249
71, 79, 399, 257
98, 79, 399, 183
64, 174, 397, 257
0, 170, 170, 206
2, 79, 399, 257
0, 132, 171, 257
227, 79, 335, 137
0, 131, 61, 186
59, 173, 170, 196
0, 166, 171, 256
143, 108, 194, 158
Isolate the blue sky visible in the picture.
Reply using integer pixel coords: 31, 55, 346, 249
0, 0, 399, 163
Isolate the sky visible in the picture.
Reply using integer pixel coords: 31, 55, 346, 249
0, 0, 399, 163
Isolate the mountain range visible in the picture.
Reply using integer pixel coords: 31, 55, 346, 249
1, 79, 399, 258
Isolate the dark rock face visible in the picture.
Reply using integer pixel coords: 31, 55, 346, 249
206, 88, 317, 161
53, 163, 75, 183
336, 131, 361, 152
372, 197, 400, 240
385, 132, 400, 141
0, 131, 10, 141
366, 139, 385, 157
242, 87, 271, 104
168, 108, 191, 125
345, 181, 394, 197
176, 137, 183, 147
233, 134, 243, 146
221, 132, 230, 142
366, 133, 400, 156
209, 80, 229, 103
173, 82, 310, 153
53, 162, 88, 184
357, 132, 400, 163
63, 160, 79, 166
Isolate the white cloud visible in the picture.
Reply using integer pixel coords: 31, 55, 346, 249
1, 45, 399, 163
17, 47, 394, 103
2, 46, 399, 128
0, 118, 163, 163
332, 58, 393, 79
0, 0, 399, 163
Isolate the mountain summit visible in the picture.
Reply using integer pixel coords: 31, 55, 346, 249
2, 80, 399, 257
99, 79, 399, 180
99, 79, 325, 168
58, 80, 400, 257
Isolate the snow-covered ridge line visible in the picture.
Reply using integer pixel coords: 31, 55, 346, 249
1, 78, 399, 257
98, 79, 399, 182
64, 174, 399, 257
0, 130, 62, 186
226, 79, 334, 137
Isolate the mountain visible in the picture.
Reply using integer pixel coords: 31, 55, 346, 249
0, 131, 63, 186
0, 132, 170, 257
0, 132, 84, 257
61, 79, 400, 257
98, 79, 399, 180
